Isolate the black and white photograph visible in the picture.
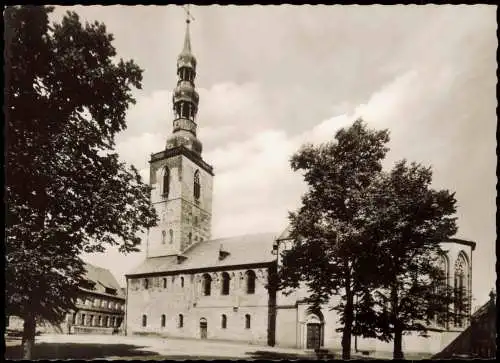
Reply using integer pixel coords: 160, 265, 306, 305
4, 4, 496, 360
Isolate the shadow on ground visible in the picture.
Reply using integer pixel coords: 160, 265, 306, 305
4, 342, 159, 360
245, 350, 317, 360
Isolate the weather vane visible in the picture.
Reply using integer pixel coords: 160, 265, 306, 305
184, 4, 195, 24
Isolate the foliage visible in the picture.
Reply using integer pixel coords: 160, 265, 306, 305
5, 5, 157, 357
361, 161, 458, 358
278, 119, 390, 359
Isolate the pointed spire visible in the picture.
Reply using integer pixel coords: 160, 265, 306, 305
182, 18, 192, 54
182, 5, 195, 54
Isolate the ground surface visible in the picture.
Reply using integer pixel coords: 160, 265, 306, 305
5, 334, 316, 360
4, 334, 433, 360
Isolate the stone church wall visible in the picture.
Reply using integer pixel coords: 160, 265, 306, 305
126, 267, 271, 345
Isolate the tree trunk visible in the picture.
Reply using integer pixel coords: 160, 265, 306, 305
393, 324, 404, 360
391, 286, 404, 360
342, 262, 354, 360
22, 313, 36, 360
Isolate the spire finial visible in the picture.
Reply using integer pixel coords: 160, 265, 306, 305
184, 4, 195, 24
182, 5, 195, 53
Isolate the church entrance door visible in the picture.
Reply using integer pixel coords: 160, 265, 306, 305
200, 318, 207, 339
306, 323, 321, 349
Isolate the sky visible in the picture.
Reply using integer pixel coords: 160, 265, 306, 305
50, 5, 497, 307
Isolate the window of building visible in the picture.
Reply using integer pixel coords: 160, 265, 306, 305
143, 279, 149, 290
72, 313, 77, 325
246, 270, 256, 294
188, 232, 192, 244
90, 315, 94, 326
245, 314, 251, 329
178, 314, 184, 328
194, 170, 200, 200
163, 278, 167, 289
202, 274, 212, 296
181, 276, 184, 288
221, 314, 227, 329
94, 298, 99, 307
169, 229, 174, 244
454, 252, 469, 328
142, 314, 147, 327
221, 272, 230, 295
104, 316, 109, 327
81, 314, 86, 326
161, 314, 166, 328
162, 230, 166, 244
163, 167, 170, 197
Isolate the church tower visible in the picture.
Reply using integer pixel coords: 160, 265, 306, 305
147, 13, 214, 258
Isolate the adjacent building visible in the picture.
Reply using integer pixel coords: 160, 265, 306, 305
125, 14, 476, 356
6, 263, 125, 335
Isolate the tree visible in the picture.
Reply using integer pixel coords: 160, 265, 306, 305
362, 161, 458, 359
278, 119, 390, 359
5, 6, 157, 359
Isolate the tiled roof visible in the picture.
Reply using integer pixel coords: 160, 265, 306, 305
83, 263, 125, 298
127, 233, 277, 276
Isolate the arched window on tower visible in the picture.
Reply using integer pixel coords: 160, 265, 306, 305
194, 170, 200, 200
245, 270, 256, 294
163, 167, 170, 197
202, 274, 212, 296
221, 272, 230, 295
161, 230, 166, 245
161, 314, 166, 328
169, 229, 174, 244
454, 252, 469, 328
221, 314, 227, 329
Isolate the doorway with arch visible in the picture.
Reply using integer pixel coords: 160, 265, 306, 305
199, 317, 207, 339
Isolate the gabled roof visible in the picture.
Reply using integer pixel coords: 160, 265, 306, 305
127, 233, 277, 277
83, 263, 125, 298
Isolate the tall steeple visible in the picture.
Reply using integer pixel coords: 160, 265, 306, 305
166, 6, 202, 155
146, 5, 213, 258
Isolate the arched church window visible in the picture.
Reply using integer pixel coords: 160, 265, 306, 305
245, 314, 251, 329
194, 170, 200, 200
221, 272, 230, 295
163, 167, 170, 197
454, 252, 469, 328
169, 229, 174, 244
181, 277, 184, 288
142, 314, 147, 327
202, 274, 212, 296
435, 254, 449, 327
161, 314, 166, 328
221, 314, 227, 329
245, 270, 256, 294
178, 314, 184, 328
162, 230, 166, 244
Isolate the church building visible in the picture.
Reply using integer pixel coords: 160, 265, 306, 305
124, 14, 476, 355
